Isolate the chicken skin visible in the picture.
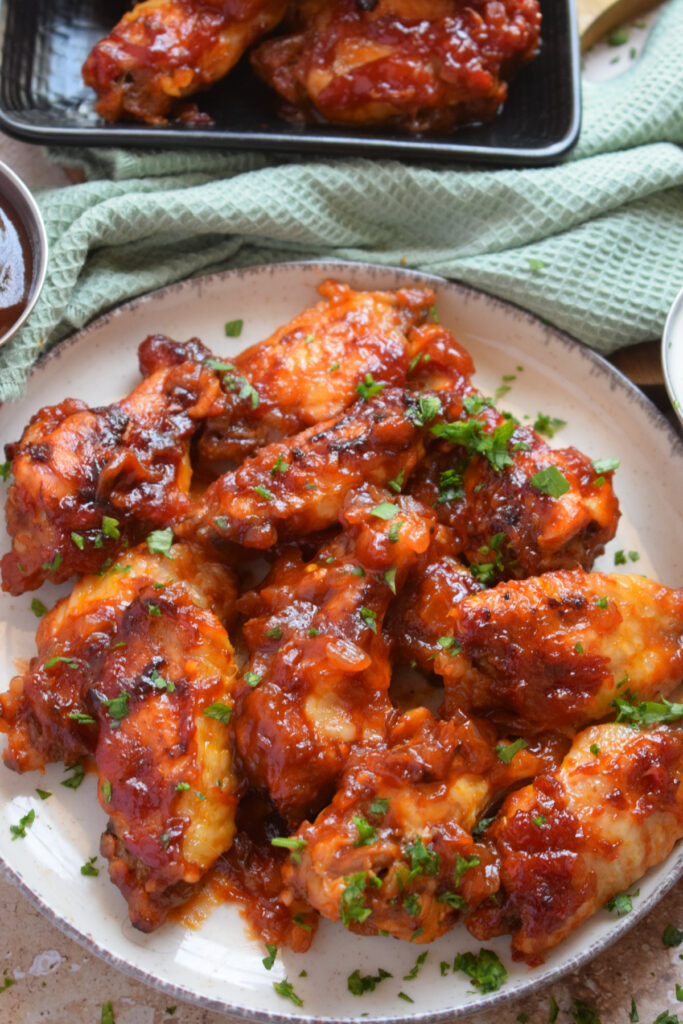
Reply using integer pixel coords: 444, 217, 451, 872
439, 570, 683, 735
1, 337, 223, 595
234, 486, 436, 824
281, 707, 565, 943
467, 722, 683, 963
82, 0, 289, 124
198, 279, 436, 468
185, 387, 428, 554
251, 0, 541, 132
0, 541, 239, 930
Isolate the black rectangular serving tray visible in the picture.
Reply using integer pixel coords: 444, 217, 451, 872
0, 0, 581, 166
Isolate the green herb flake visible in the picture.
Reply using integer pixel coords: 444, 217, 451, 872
71, 532, 85, 550
244, 671, 261, 687
202, 701, 233, 724
472, 816, 495, 839
360, 607, 378, 633
41, 552, 63, 573
352, 814, 377, 847
370, 501, 397, 520
271, 835, 307, 865
370, 797, 390, 816
388, 520, 404, 544
273, 978, 303, 1008
102, 779, 112, 803
532, 814, 547, 826
590, 742, 601, 755
572, 999, 602, 1024
347, 967, 391, 995
293, 913, 312, 931
81, 855, 99, 877
160, 833, 171, 850
608, 27, 629, 44
454, 853, 480, 883
146, 528, 174, 558
388, 468, 405, 493
0, 461, 11, 482
328, 361, 340, 373
148, 603, 162, 617
408, 393, 443, 426
403, 950, 428, 981
605, 888, 639, 916
62, 763, 85, 789
101, 1001, 116, 1024
101, 516, 120, 540
68, 711, 96, 724
453, 949, 508, 993
31, 598, 48, 618
432, 417, 516, 473
592, 457, 620, 474
437, 890, 467, 910
265, 625, 283, 640
405, 835, 440, 877
549, 995, 560, 1023
533, 413, 567, 438
176, 782, 191, 792
224, 319, 243, 337
35, 788, 52, 801
10, 808, 36, 841
595, 595, 609, 609
437, 635, 462, 656
629, 550, 640, 562
383, 567, 397, 594
340, 872, 374, 927
663, 924, 683, 946
254, 484, 275, 501
398, 992, 415, 1004
495, 738, 528, 764
44, 655, 79, 669
101, 691, 130, 724
531, 466, 571, 498
150, 668, 175, 694
440, 961, 450, 976
262, 944, 278, 970
676, 985, 683, 1002
430, 305, 439, 323
356, 373, 386, 402
270, 454, 289, 477
614, 550, 627, 566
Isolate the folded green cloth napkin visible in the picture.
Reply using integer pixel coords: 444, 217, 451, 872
2, 0, 682, 403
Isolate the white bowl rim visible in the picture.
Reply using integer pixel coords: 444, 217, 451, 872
0, 158, 49, 349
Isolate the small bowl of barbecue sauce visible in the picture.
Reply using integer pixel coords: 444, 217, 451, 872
0, 160, 48, 348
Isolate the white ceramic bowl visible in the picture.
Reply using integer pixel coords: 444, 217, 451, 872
0, 158, 48, 348
662, 283, 683, 427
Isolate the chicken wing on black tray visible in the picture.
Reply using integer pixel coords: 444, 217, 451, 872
82, 0, 289, 123
251, 0, 541, 132
234, 485, 436, 824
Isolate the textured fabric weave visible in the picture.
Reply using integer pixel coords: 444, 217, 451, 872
1, 0, 682, 402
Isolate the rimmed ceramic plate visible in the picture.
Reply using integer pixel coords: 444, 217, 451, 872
1, 262, 683, 1023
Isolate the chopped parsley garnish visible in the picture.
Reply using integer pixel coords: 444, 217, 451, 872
383, 567, 397, 594
572, 999, 603, 1024
293, 913, 311, 931
62, 763, 85, 789
436, 636, 462, 656
224, 319, 243, 337
592, 457, 620, 474
453, 949, 508, 993
403, 893, 422, 917
42, 552, 63, 573
531, 466, 571, 498
356, 373, 385, 401
405, 836, 440, 877
370, 797, 390, 816
612, 695, 683, 728
350, 565, 365, 577
44, 655, 78, 669
160, 833, 171, 850
101, 1002, 116, 1024
146, 528, 174, 558
575, 642, 585, 653
628, 550, 640, 562
662, 924, 683, 947
101, 516, 120, 540
35, 788, 51, 800
10, 808, 35, 840
81, 856, 99, 877
273, 979, 303, 1007
388, 520, 403, 543
0, 461, 11, 481
595, 595, 608, 609
101, 691, 130, 724
605, 888, 639, 915
388, 468, 405, 493
532, 815, 547, 826
102, 779, 112, 803
347, 967, 391, 995
495, 738, 528, 764
629, 998, 639, 1022
407, 393, 442, 427
534, 413, 566, 438
398, 992, 414, 1003
614, 550, 627, 566
430, 305, 439, 323
270, 454, 289, 477
150, 668, 175, 693
271, 836, 307, 865
454, 853, 480, 883
437, 890, 467, 910
244, 671, 261, 688
590, 743, 601, 755
608, 27, 629, 44
340, 872, 374, 927
253, 484, 274, 501
328, 361, 340, 373
360, 607, 377, 633
176, 782, 191, 792
148, 603, 162, 617
265, 625, 283, 639
0, 972, 15, 992
31, 598, 47, 618
352, 815, 377, 846
432, 417, 516, 473
436, 466, 464, 505
71, 532, 85, 550
307, 627, 320, 637
403, 950, 428, 981
677, 985, 683, 1002
262, 944, 277, 970
370, 501, 396, 520
202, 702, 232, 724
68, 712, 96, 724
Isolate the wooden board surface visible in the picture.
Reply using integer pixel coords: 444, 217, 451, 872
577, 0, 661, 49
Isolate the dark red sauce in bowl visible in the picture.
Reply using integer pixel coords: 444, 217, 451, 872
0, 160, 47, 347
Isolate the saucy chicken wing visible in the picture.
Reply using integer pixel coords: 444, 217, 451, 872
185, 387, 428, 554
251, 0, 541, 132
440, 570, 683, 734
234, 486, 436, 824
467, 722, 683, 963
82, 0, 288, 124
198, 280, 436, 467
1, 337, 223, 595
281, 707, 564, 943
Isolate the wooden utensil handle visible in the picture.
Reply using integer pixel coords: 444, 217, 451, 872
578, 0, 661, 51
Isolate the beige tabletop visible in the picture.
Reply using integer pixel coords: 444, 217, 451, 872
0, 5, 681, 1020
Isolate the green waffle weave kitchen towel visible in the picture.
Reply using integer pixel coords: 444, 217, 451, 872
2, 0, 683, 402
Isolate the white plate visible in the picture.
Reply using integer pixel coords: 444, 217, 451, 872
1, 262, 683, 1023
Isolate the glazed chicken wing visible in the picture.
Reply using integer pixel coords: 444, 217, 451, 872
467, 722, 683, 963
198, 280, 436, 467
185, 387, 428, 554
251, 0, 541, 132
440, 570, 683, 734
1, 336, 223, 595
82, 0, 288, 124
234, 487, 436, 824
281, 707, 564, 943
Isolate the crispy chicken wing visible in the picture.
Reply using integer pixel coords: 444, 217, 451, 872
467, 722, 683, 963
198, 280, 435, 468
440, 570, 683, 734
82, 0, 288, 124
184, 387, 428, 554
1, 338, 223, 595
281, 707, 564, 943
251, 0, 541, 132
412, 400, 620, 581
234, 486, 436, 824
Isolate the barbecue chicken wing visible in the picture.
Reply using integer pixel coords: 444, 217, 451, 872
197, 279, 435, 468
184, 387, 428, 554
251, 0, 541, 132
411, 399, 620, 581
82, 0, 288, 124
281, 707, 565, 943
439, 570, 683, 735
467, 722, 683, 963
1, 337, 223, 595
234, 486, 436, 824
